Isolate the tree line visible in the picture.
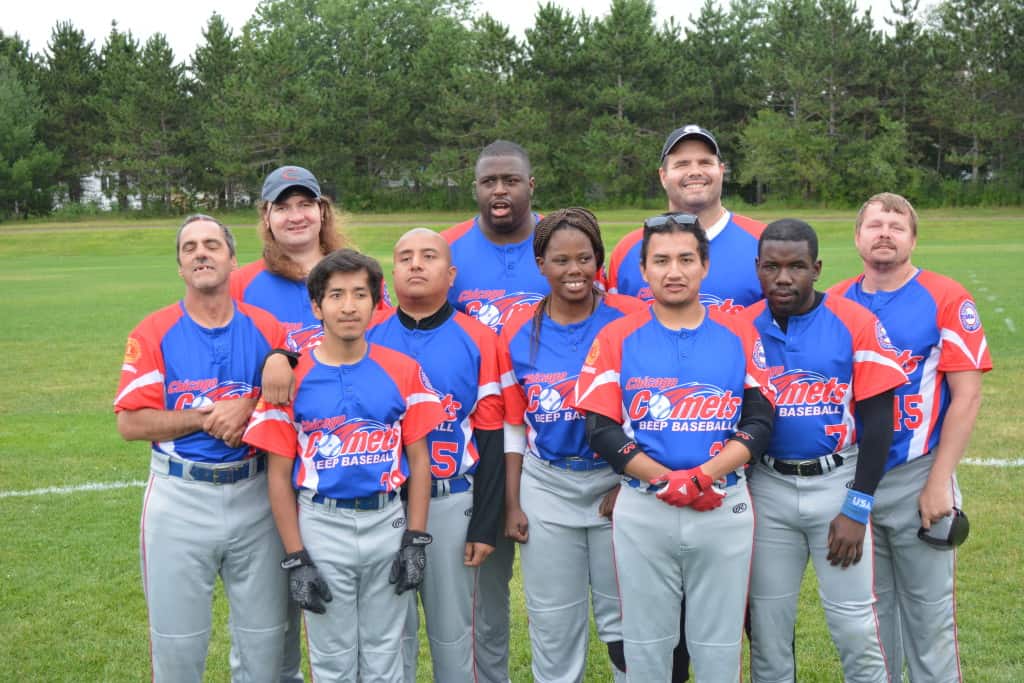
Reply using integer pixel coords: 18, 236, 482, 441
0, 0, 1021, 219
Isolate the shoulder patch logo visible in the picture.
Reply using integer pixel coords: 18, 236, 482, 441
875, 320, 897, 351
584, 339, 600, 367
959, 300, 981, 332
123, 337, 142, 364
752, 338, 768, 370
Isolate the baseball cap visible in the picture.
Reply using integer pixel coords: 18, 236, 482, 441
917, 507, 970, 549
261, 165, 322, 202
661, 125, 720, 161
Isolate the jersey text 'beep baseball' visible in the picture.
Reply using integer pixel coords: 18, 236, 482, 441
573, 306, 775, 472
244, 343, 444, 499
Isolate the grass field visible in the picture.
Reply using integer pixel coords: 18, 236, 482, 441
1, 207, 1022, 681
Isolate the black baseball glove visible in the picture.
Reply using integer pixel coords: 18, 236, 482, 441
281, 549, 333, 614
389, 530, 432, 594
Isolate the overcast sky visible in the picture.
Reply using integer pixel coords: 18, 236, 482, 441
4, 0, 911, 63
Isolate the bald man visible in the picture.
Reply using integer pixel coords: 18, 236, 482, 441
367, 230, 507, 682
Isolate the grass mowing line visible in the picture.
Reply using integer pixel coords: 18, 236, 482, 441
3, 456, 1022, 500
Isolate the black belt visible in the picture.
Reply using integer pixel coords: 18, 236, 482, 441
762, 453, 845, 477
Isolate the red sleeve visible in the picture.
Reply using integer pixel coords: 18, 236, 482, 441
827, 297, 908, 401
453, 313, 505, 431
919, 272, 993, 373
732, 213, 766, 239
243, 355, 315, 457
827, 275, 862, 298
243, 397, 299, 458
606, 228, 642, 294
230, 260, 265, 302
497, 305, 538, 426
238, 301, 288, 349
571, 321, 629, 423
604, 292, 649, 314
441, 219, 475, 245
113, 306, 181, 412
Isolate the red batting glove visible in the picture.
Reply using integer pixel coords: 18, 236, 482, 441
652, 467, 714, 508
690, 485, 726, 512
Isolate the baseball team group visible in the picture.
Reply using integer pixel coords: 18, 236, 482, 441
114, 125, 991, 683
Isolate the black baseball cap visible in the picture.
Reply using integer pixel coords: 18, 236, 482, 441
661, 125, 720, 161
261, 165, 322, 202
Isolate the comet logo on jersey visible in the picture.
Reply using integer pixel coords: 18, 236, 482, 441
627, 382, 741, 431
700, 293, 744, 315
285, 323, 324, 352
527, 375, 579, 416
464, 292, 545, 331
771, 369, 848, 417
305, 418, 402, 469
172, 380, 256, 410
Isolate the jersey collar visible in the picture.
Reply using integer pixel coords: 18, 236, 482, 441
396, 300, 454, 331
704, 210, 731, 242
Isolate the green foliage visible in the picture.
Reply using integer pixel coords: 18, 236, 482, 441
0, 57, 60, 218
2, 0, 1023, 218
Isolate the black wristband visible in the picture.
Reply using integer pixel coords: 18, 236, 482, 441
264, 348, 300, 370
280, 549, 314, 570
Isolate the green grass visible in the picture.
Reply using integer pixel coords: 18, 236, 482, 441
1, 208, 1022, 681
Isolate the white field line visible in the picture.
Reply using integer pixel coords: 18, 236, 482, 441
1005, 318, 1016, 333
0, 480, 145, 499
0, 460, 1021, 499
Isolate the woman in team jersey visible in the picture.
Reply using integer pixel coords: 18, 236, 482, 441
501, 208, 645, 682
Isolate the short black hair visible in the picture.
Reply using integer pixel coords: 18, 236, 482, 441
476, 140, 532, 176
640, 213, 709, 265
307, 248, 384, 307
759, 219, 819, 261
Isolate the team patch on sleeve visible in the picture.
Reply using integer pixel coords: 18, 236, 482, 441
584, 338, 600, 367
752, 338, 767, 370
875, 320, 898, 352
959, 300, 981, 332
123, 337, 142, 366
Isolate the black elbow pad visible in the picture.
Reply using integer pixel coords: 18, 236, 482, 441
585, 411, 639, 475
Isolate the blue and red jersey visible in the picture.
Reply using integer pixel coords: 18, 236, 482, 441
231, 258, 392, 352
831, 270, 993, 471
243, 344, 445, 499
741, 295, 907, 460
113, 301, 285, 463
572, 306, 775, 471
502, 294, 648, 462
367, 306, 504, 480
606, 212, 765, 314
441, 217, 549, 334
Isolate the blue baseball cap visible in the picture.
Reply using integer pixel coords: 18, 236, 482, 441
661, 125, 721, 161
261, 165, 322, 202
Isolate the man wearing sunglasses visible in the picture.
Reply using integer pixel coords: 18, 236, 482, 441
831, 193, 992, 681
575, 214, 775, 683
606, 125, 765, 315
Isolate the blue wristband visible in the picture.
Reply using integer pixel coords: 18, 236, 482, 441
840, 489, 874, 525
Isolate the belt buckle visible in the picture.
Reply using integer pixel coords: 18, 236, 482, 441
796, 460, 820, 476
